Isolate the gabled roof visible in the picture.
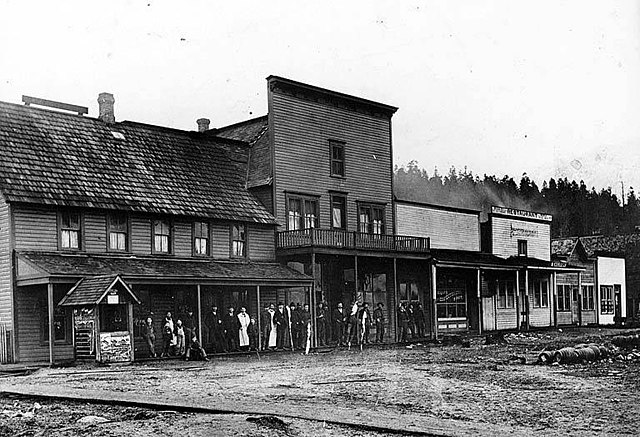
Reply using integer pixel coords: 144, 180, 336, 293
214, 115, 268, 144
59, 275, 140, 307
0, 101, 276, 224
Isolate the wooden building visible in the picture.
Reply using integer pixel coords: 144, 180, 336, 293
0, 95, 311, 364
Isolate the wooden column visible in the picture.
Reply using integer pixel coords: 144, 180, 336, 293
515, 270, 521, 331
552, 272, 558, 327
256, 285, 262, 350
354, 255, 359, 301
393, 258, 398, 342
524, 269, 530, 330
47, 283, 55, 365
128, 302, 135, 362
577, 272, 583, 326
477, 269, 482, 335
196, 284, 202, 344
431, 263, 438, 340
311, 253, 317, 348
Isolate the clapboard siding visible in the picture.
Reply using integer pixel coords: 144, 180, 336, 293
271, 92, 393, 234
249, 225, 276, 261
211, 223, 230, 259
173, 220, 192, 257
491, 216, 551, 260
13, 206, 58, 251
529, 299, 552, 327
557, 311, 573, 326
84, 212, 106, 252
396, 203, 480, 250
15, 287, 73, 363
496, 307, 517, 330
0, 200, 12, 330
130, 215, 152, 254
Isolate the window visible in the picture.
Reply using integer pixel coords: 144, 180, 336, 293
518, 239, 527, 257
331, 194, 347, 230
287, 195, 319, 230
107, 213, 128, 251
436, 277, 467, 318
59, 211, 81, 250
496, 280, 515, 309
193, 221, 209, 256
358, 204, 385, 234
532, 279, 548, 308
330, 140, 345, 177
152, 219, 171, 254
601, 285, 614, 314
231, 223, 247, 258
582, 285, 595, 310
557, 284, 572, 312
41, 288, 70, 343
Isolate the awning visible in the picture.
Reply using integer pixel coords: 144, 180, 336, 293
431, 249, 584, 272
59, 275, 141, 307
16, 251, 313, 287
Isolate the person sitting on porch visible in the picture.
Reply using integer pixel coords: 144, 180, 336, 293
237, 307, 251, 351
185, 336, 209, 361
143, 317, 157, 358
175, 319, 185, 356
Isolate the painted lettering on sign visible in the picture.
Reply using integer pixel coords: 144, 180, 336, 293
492, 206, 552, 222
510, 223, 538, 238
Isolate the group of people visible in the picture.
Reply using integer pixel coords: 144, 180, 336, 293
329, 301, 386, 347
260, 302, 312, 351
204, 305, 260, 353
396, 302, 426, 343
142, 309, 209, 361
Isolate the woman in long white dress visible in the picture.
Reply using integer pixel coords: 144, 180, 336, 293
267, 304, 278, 349
237, 307, 251, 350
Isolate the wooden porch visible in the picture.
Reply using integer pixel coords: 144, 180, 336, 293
276, 229, 430, 253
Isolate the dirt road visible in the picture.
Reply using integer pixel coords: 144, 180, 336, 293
1, 328, 638, 436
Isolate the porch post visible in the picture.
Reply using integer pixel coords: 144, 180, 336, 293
128, 302, 135, 362
354, 255, 359, 301
47, 282, 55, 365
431, 263, 438, 340
524, 269, 530, 330
577, 272, 583, 326
515, 270, 521, 331
477, 269, 482, 335
196, 284, 202, 344
311, 253, 317, 348
393, 258, 398, 342
553, 272, 558, 327
256, 285, 262, 350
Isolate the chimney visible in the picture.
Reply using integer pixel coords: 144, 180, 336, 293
98, 92, 115, 124
196, 118, 210, 132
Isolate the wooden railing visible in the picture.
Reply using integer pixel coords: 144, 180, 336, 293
276, 228, 430, 253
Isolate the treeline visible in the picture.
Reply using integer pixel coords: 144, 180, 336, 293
394, 161, 640, 238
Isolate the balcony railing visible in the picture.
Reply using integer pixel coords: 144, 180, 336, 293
276, 228, 430, 253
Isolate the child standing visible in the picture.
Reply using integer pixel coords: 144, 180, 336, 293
175, 319, 185, 357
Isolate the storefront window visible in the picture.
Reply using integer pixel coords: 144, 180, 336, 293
437, 277, 467, 319
601, 285, 614, 314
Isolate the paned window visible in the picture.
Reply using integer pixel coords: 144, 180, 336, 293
107, 213, 128, 251
231, 223, 247, 258
287, 195, 318, 230
496, 280, 515, 309
153, 219, 171, 254
330, 140, 345, 177
557, 284, 572, 312
358, 204, 385, 235
582, 285, 595, 310
532, 279, 548, 308
59, 211, 81, 250
193, 221, 209, 256
436, 277, 467, 318
331, 195, 347, 230
601, 285, 614, 314
518, 239, 528, 257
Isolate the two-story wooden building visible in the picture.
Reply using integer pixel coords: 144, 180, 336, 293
0, 94, 312, 364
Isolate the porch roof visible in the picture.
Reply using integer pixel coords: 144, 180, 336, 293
59, 275, 141, 307
431, 249, 584, 272
16, 251, 312, 286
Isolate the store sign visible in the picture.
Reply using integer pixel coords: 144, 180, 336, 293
99, 332, 131, 363
106, 294, 119, 305
492, 206, 552, 222
510, 223, 538, 238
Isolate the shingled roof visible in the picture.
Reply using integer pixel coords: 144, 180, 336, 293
551, 238, 579, 258
0, 101, 275, 224
579, 234, 640, 258
59, 275, 140, 307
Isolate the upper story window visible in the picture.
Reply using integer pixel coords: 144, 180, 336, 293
331, 194, 347, 230
152, 219, 171, 254
231, 223, 247, 258
107, 213, 128, 251
517, 239, 528, 257
358, 203, 384, 235
59, 211, 81, 250
193, 221, 210, 256
287, 194, 319, 230
330, 140, 345, 177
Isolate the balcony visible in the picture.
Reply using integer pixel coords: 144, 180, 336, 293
276, 228, 430, 253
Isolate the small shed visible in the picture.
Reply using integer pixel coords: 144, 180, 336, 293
59, 275, 141, 363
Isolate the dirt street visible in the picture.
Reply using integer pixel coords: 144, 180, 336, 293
1, 327, 639, 436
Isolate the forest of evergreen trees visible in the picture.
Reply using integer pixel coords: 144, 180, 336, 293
394, 161, 640, 238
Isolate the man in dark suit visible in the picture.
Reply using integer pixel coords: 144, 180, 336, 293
332, 302, 346, 346
274, 303, 287, 350
222, 306, 239, 351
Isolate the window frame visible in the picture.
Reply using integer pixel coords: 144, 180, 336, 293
600, 285, 614, 314
557, 284, 572, 312
517, 239, 528, 257
532, 279, 549, 308
285, 193, 320, 231
40, 289, 72, 345
106, 212, 129, 252
58, 210, 83, 251
496, 279, 515, 309
192, 220, 211, 257
230, 223, 248, 259
582, 284, 595, 311
329, 140, 346, 178
330, 193, 347, 230
357, 202, 385, 235
151, 218, 172, 255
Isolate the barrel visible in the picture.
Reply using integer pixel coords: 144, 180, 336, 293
538, 351, 554, 364
554, 347, 578, 364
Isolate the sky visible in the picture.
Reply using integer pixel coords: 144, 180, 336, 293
1, 0, 640, 197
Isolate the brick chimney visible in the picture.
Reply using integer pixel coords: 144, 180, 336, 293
97, 92, 115, 124
196, 118, 210, 132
